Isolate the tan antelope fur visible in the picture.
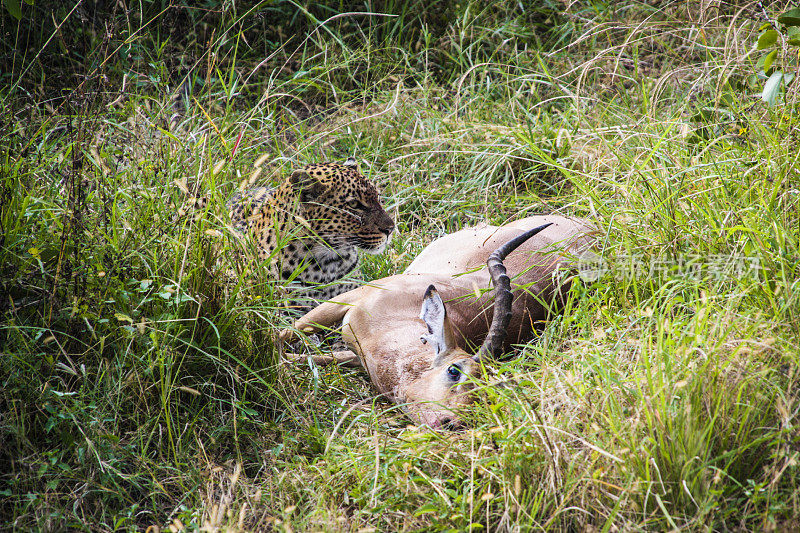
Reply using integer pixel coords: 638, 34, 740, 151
280, 216, 595, 428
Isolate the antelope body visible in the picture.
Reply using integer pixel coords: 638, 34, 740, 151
280, 216, 595, 428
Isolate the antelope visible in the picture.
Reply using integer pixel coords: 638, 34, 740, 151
279, 216, 595, 428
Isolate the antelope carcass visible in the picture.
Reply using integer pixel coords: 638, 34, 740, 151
280, 216, 595, 428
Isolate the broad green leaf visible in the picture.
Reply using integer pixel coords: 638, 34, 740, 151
777, 8, 800, 27
762, 70, 784, 106
414, 503, 439, 516
757, 30, 779, 49
764, 49, 778, 71
114, 312, 134, 323
718, 91, 738, 107
788, 26, 800, 45
4, 0, 21, 19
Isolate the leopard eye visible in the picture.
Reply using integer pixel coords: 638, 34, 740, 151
347, 198, 363, 210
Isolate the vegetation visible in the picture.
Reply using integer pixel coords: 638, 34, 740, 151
1, 0, 798, 530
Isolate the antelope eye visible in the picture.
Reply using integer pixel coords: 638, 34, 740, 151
446, 364, 462, 381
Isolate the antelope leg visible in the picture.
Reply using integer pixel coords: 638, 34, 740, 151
283, 350, 363, 368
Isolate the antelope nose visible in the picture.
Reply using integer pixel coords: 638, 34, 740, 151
438, 417, 464, 432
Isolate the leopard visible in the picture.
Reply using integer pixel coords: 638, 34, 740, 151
224, 157, 395, 308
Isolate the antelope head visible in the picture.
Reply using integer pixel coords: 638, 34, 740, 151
396, 224, 553, 429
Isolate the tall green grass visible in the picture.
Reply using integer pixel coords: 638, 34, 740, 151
2, 0, 798, 530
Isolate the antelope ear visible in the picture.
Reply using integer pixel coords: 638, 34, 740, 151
419, 285, 457, 365
289, 168, 327, 202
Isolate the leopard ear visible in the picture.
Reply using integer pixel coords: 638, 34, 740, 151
289, 168, 327, 201
289, 168, 311, 187
343, 156, 359, 169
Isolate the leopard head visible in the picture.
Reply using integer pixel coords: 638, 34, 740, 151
289, 157, 395, 252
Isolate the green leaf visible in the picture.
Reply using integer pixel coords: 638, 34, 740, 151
4, 0, 21, 20
762, 70, 784, 106
764, 49, 778, 71
777, 8, 800, 27
114, 312, 134, 323
784, 72, 795, 85
757, 30, 779, 49
788, 26, 800, 45
239, 406, 258, 417
414, 503, 439, 516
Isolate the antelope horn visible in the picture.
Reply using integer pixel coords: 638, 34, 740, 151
475, 222, 554, 361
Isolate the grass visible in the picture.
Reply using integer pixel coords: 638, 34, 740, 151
1, 0, 799, 530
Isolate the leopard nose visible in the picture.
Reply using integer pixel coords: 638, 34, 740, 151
379, 216, 395, 236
